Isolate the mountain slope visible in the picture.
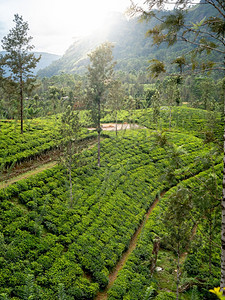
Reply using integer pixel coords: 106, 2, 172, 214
37, 3, 219, 77
34, 52, 61, 73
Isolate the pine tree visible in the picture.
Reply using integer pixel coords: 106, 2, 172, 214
1, 14, 40, 133
163, 186, 193, 300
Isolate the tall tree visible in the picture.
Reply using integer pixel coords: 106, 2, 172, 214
86, 42, 116, 167
60, 105, 81, 207
106, 79, 125, 136
151, 89, 161, 127
1, 14, 40, 134
129, 0, 225, 289
163, 186, 193, 300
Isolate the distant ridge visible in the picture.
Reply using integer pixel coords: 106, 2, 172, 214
33, 52, 61, 73
0, 51, 61, 75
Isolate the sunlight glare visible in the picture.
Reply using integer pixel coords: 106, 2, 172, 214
0, 0, 131, 54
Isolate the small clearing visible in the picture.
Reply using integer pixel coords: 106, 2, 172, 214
88, 123, 145, 131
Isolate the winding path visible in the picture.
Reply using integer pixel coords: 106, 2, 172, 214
95, 195, 161, 300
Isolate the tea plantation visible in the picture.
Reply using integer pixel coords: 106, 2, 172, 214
0, 107, 222, 299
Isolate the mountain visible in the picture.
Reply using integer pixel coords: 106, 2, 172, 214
37, 4, 220, 77
37, 12, 158, 77
33, 52, 61, 73
0, 51, 61, 75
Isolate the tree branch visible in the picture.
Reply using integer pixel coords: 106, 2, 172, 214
179, 35, 225, 54
205, 0, 225, 19
183, 25, 225, 47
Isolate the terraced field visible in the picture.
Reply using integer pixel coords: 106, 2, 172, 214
0, 107, 222, 299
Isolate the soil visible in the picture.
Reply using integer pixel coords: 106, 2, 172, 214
0, 148, 60, 183
0, 160, 58, 189
88, 123, 145, 131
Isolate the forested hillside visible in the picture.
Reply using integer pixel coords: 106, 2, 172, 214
37, 3, 221, 77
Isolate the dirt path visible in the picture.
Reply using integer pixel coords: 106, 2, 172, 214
0, 148, 61, 183
95, 195, 160, 300
0, 137, 98, 190
0, 161, 57, 189
88, 123, 145, 131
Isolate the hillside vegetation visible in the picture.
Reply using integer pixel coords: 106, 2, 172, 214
0, 107, 222, 299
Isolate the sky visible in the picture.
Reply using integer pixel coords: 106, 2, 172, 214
0, 0, 133, 55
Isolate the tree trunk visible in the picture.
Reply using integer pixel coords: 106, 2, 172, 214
67, 142, 73, 207
69, 157, 73, 207
176, 244, 180, 300
97, 99, 101, 167
20, 74, 23, 134
150, 237, 160, 275
221, 76, 225, 290
97, 129, 101, 168
115, 110, 118, 137
69, 168, 73, 207
209, 212, 212, 274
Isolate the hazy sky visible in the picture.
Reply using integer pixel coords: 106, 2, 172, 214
0, 0, 133, 55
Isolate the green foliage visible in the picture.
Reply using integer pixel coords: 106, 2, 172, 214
86, 42, 116, 128
0, 118, 60, 169
0, 116, 96, 170
143, 286, 156, 299
86, 42, 116, 166
191, 285, 201, 300
24, 274, 35, 300
148, 59, 166, 77
155, 291, 177, 299
184, 254, 201, 276
135, 106, 223, 143
108, 145, 222, 299
58, 283, 67, 300
0, 104, 223, 299
59, 106, 81, 206
1, 14, 41, 133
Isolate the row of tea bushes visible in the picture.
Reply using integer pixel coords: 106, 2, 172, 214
0, 118, 62, 169
0, 106, 220, 170
108, 162, 222, 299
0, 129, 214, 298
0, 131, 162, 298
0, 117, 97, 170
101, 106, 223, 141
